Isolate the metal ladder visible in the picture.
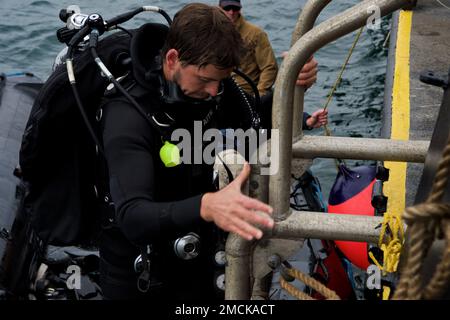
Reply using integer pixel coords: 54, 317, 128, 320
223, 0, 421, 300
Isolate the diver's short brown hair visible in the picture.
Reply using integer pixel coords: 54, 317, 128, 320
162, 3, 246, 69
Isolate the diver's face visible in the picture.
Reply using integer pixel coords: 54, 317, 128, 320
165, 49, 232, 99
173, 64, 230, 99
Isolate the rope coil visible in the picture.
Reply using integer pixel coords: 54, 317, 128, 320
392, 131, 450, 300
369, 212, 405, 277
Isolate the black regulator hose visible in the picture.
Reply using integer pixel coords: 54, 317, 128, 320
106, 6, 172, 29
65, 27, 106, 156
227, 75, 261, 130
158, 8, 172, 25
106, 8, 143, 27
233, 68, 261, 114
64, 7, 174, 156
89, 45, 166, 137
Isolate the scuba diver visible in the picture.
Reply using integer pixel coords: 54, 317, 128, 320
7, 3, 322, 300
99, 4, 273, 300
99, 3, 272, 300
98, 3, 322, 300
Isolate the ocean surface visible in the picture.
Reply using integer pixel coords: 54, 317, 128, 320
0, 0, 391, 200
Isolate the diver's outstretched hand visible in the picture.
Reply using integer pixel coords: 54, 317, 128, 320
200, 163, 274, 241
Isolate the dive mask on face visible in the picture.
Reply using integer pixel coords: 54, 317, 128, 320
158, 78, 224, 125
160, 78, 223, 112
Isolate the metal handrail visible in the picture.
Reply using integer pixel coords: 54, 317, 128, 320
270, 0, 414, 221
290, 0, 332, 138
225, 0, 334, 301
290, 0, 333, 46
272, 210, 383, 243
293, 136, 429, 163
225, 0, 415, 300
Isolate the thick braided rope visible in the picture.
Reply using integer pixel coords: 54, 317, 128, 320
393, 204, 450, 299
393, 133, 450, 300
423, 219, 450, 299
280, 278, 314, 300
396, 222, 435, 299
280, 267, 340, 300
429, 142, 450, 202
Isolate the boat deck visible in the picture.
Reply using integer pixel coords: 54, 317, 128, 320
383, 0, 450, 210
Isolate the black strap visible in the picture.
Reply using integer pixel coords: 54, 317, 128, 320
137, 245, 152, 293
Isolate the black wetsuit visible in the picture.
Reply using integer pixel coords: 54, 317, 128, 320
99, 74, 252, 300
98, 23, 313, 301
98, 37, 261, 300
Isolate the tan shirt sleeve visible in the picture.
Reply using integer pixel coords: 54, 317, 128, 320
254, 31, 278, 96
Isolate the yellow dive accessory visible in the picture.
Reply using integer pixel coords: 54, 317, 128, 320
159, 141, 180, 167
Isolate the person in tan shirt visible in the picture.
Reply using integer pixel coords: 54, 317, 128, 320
219, 0, 277, 96
219, 0, 327, 130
